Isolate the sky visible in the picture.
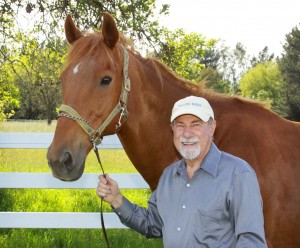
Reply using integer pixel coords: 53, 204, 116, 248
157, 0, 300, 57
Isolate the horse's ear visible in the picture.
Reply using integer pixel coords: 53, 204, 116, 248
102, 12, 119, 48
65, 14, 84, 44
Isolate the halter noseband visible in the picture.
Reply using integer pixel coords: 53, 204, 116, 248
58, 44, 131, 147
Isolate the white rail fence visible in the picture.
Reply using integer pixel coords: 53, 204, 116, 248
0, 133, 149, 229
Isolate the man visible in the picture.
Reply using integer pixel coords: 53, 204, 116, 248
97, 96, 267, 247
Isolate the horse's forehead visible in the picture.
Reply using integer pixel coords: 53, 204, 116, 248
70, 60, 98, 75
66, 52, 114, 77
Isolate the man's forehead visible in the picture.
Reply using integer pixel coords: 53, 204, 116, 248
174, 114, 203, 123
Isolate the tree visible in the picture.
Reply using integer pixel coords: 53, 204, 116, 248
0, 0, 169, 50
199, 43, 235, 94
0, 3, 14, 41
198, 67, 232, 94
201, 44, 222, 70
218, 42, 250, 93
0, 15, 20, 121
155, 28, 217, 81
279, 25, 300, 121
250, 46, 275, 67
0, 62, 19, 121
1, 33, 65, 122
239, 61, 287, 117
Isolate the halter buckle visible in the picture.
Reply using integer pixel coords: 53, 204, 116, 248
116, 105, 128, 129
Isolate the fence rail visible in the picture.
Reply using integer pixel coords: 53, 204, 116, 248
0, 132, 122, 149
0, 133, 149, 229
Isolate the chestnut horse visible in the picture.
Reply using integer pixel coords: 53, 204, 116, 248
47, 13, 300, 247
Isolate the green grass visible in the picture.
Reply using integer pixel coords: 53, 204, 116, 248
0, 149, 137, 173
0, 120, 57, 132
0, 121, 163, 248
0, 229, 162, 248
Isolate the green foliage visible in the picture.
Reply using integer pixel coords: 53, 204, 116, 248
239, 61, 288, 116
218, 42, 250, 93
279, 25, 300, 121
155, 28, 217, 81
1, 34, 65, 121
198, 67, 233, 94
250, 46, 275, 67
0, 63, 19, 121
0, 0, 169, 49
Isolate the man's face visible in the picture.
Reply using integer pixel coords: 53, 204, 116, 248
172, 114, 216, 161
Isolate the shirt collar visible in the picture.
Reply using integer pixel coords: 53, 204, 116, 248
176, 143, 221, 178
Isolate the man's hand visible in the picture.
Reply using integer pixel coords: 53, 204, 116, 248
96, 174, 124, 208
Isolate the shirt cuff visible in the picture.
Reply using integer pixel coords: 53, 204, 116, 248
112, 197, 135, 219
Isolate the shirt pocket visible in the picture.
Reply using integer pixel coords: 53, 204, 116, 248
193, 208, 225, 247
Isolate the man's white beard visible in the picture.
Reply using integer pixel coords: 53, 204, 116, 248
179, 137, 201, 160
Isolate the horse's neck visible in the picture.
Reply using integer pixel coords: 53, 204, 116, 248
117, 56, 190, 189
126, 55, 192, 126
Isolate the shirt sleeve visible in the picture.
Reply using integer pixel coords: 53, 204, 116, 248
112, 190, 163, 238
232, 169, 268, 247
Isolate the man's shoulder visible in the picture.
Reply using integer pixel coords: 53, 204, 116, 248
220, 151, 255, 174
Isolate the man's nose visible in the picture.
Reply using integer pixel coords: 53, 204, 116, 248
183, 127, 194, 137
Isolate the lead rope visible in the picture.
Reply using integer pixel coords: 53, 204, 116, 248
93, 144, 110, 248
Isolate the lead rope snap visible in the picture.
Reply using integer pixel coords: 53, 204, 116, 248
93, 144, 110, 248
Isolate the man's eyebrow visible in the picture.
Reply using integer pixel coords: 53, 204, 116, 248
191, 120, 202, 123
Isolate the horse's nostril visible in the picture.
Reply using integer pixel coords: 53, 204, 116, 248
62, 151, 73, 170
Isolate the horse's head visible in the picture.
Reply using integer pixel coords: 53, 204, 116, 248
47, 13, 130, 181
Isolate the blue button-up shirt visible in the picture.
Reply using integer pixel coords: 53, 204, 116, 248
114, 143, 267, 247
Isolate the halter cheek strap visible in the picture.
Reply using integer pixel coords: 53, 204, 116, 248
58, 44, 131, 147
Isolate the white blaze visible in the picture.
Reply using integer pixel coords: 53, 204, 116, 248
73, 63, 80, 74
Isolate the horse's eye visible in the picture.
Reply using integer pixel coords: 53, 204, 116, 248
100, 76, 112, 86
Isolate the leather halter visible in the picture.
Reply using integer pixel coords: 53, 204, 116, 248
58, 44, 131, 147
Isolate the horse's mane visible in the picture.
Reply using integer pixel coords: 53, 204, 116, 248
130, 50, 203, 92
132, 52, 267, 108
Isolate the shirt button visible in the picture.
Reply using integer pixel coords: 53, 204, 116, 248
182, 205, 186, 209
187, 183, 190, 187
177, 227, 181, 231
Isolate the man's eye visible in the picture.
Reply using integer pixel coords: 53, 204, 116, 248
192, 123, 201, 128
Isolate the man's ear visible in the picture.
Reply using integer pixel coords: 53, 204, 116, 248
170, 123, 175, 131
210, 120, 216, 134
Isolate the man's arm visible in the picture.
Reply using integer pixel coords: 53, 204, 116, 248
96, 174, 163, 238
233, 170, 268, 247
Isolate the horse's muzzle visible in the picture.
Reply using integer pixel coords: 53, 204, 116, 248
47, 146, 86, 181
